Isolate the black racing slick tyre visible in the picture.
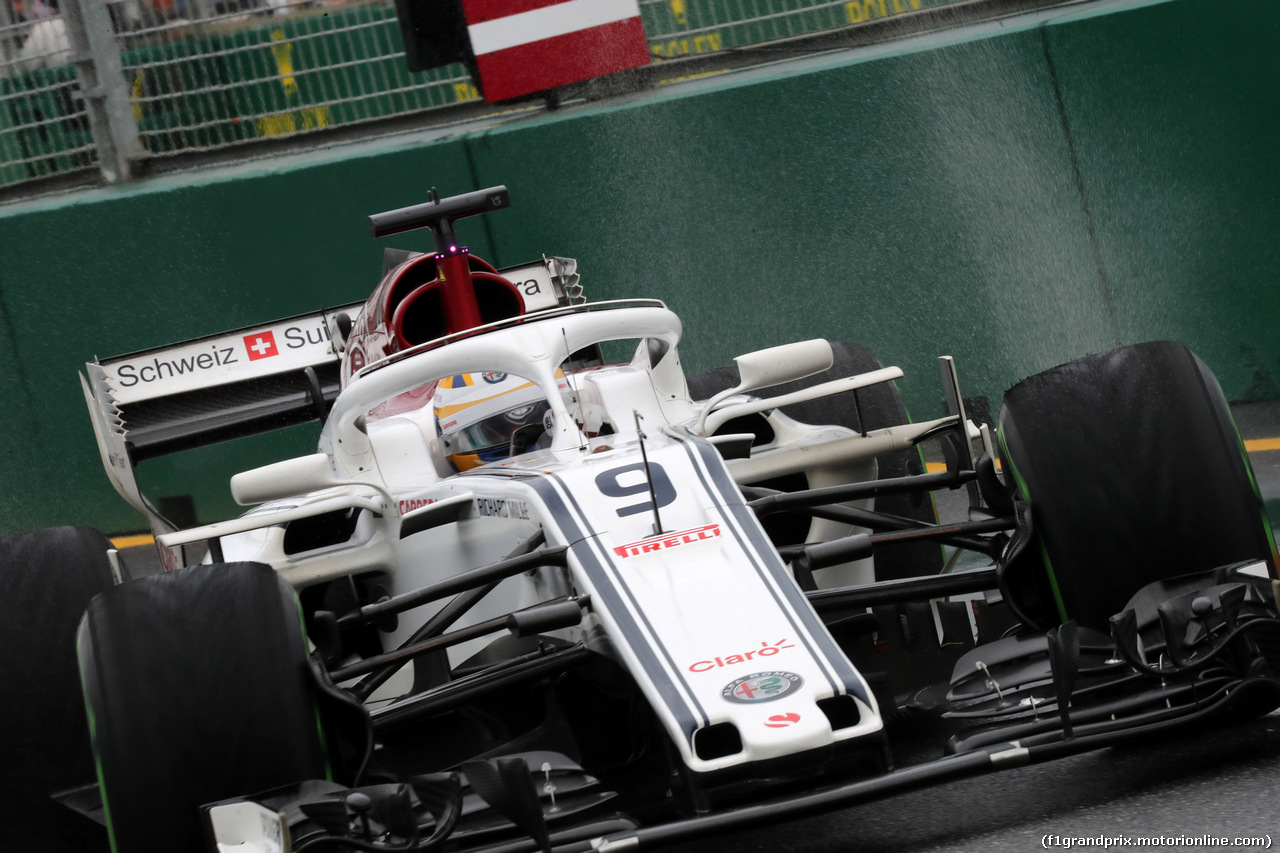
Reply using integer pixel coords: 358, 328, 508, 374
0, 526, 116, 851
688, 341, 941, 580
997, 341, 1277, 631
78, 562, 330, 853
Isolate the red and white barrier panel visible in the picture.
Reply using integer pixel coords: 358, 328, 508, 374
464, 0, 650, 101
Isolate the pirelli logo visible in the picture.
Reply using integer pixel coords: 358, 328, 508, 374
613, 524, 721, 558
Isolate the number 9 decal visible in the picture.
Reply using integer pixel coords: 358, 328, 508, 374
595, 462, 677, 517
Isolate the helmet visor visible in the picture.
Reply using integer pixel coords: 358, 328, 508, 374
444, 400, 551, 456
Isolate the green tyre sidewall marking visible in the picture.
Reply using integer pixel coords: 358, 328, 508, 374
295, 592, 335, 784
997, 424, 1069, 624
77, 630, 119, 853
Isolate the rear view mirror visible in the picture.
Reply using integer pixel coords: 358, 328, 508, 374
230, 453, 338, 506
698, 340, 834, 432
734, 339, 834, 394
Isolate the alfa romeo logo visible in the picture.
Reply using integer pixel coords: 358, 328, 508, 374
722, 671, 803, 704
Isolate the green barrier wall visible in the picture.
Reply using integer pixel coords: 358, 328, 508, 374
1, 0, 1277, 535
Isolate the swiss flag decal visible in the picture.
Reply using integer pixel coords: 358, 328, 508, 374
243, 331, 279, 361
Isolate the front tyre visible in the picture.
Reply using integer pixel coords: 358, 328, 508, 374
997, 341, 1277, 630
78, 562, 330, 852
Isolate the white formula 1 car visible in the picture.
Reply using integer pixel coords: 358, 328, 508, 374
3, 186, 1279, 853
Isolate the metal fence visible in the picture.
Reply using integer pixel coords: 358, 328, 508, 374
641, 0, 956, 57
1, 3, 98, 185
0, 0, 1019, 193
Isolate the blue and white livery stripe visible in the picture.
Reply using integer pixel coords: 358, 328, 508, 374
524, 474, 708, 742
667, 432, 872, 705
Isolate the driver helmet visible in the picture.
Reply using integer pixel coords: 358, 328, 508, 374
434, 371, 565, 471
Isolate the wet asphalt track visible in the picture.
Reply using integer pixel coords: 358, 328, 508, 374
110, 402, 1280, 853
661, 710, 1280, 853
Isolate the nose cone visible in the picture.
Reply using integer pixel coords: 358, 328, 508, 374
734, 700, 833, 761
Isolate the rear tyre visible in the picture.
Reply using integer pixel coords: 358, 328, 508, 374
0, 526, 115, 850
78, 562, 329, 852
997, 341, 1277, 630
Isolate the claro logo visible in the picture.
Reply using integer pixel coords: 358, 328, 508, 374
688, 639, 795, 673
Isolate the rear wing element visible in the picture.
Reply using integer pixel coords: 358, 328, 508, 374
85, 303, 364, 462
81, 303, 363, 568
